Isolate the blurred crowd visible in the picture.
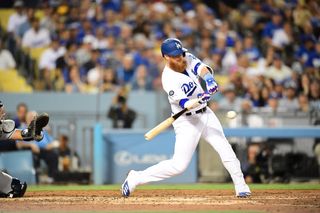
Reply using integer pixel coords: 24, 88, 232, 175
0, 0, 319, 114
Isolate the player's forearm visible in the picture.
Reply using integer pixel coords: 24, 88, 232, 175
199, 66, 218, 95
199, 65, 214, 79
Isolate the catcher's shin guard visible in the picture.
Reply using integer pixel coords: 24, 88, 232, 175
21, 113, 49, 141
0, 178, 28, 198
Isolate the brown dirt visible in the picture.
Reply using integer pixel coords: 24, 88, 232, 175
0, 189, 319, 212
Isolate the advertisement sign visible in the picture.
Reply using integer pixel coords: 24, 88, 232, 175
103, 130, 198, 184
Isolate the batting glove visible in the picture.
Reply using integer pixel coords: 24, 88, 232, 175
198, 92, 211, 104
203, 73, 218, 94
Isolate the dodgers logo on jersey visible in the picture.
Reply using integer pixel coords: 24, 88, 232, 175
181, 82, 197, 97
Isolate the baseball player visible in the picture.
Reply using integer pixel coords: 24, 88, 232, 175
121, 38, 251, 198
0, 101, 49, 198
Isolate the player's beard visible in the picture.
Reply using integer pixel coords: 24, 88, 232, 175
169, 59, 187, 72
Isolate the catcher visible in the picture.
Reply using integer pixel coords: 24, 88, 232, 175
0, 101, 49, 198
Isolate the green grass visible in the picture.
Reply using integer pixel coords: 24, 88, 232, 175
28, 183, 320, 192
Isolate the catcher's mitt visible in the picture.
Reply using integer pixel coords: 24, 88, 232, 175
21, 113, 49, 141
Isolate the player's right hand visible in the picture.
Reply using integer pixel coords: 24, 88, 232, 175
198, 92, 211, 104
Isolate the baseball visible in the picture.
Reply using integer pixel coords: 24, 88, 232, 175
226, 110, 237, 119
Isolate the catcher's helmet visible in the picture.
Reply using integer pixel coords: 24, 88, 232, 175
161, 38, 187, 57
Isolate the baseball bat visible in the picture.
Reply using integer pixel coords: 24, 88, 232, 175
144, 98, 201, 140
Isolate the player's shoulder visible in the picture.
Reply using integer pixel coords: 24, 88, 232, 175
162, 66, 174, 79
185, 52, 199, 61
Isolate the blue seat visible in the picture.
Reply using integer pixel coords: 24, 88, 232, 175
0, 150, 36, 184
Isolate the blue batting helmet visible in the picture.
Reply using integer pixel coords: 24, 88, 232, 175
161, 38, 187, 57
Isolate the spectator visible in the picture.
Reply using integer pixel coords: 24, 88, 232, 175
80, 48, 101, 82
16, 8, 35, 39
293, 2, 312, 28
40, 6, 59, 35
64, 65, 86, 93
308, 80, 320, 111
264, 54, 292, 84
218, 84, 242, 111
245, 143, 273, 183
86, 65, 103, 94
260, 86, 271, 107
130, 65, 153, 91
272, 82, 284, 99
13, 102, 28, 129
271, 21, 294, 52
0, 39, 16, 70
222, 39, 242, 74
297, 93, 310, 113
75, 36, 93, 66
245, 83, 266, 108
230, 53, 250, 75
107, 87, 136, 128
229, 71, 247, 97
22, 17, 51, 49
100, 68, 118, 92
55, 42, 78, 77
7, 0, 27, 37
238, 99, 264, 129
38, 68, 65, 92
58, 134, 80, 172
278, 81, 299, 112
39, 37, 65, 71
305, 41, 320, 69
262, 9, 283, 46
244, 143, 261, 183
94, 26, 110, 50
295, 35, 316, 68
116, 53, 136, 85
243, 33, 261, 62
261, 95, 281, 115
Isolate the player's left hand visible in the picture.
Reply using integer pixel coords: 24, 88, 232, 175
206, 78, 218, 94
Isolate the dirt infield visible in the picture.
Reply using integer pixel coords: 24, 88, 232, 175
0, 189, 319, 212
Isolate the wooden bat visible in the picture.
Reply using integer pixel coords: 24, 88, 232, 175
144, 98, 201, 140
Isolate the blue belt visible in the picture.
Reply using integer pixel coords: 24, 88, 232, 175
185, 107, 207, 116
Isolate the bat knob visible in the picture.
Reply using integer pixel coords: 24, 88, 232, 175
144, 134, 151, 140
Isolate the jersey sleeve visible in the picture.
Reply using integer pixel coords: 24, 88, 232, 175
185, 53, 214, 76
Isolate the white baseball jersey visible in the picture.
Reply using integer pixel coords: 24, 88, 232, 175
162, 52, 208, 114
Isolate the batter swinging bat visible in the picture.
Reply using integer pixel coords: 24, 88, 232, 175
144, 98, 201, 140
